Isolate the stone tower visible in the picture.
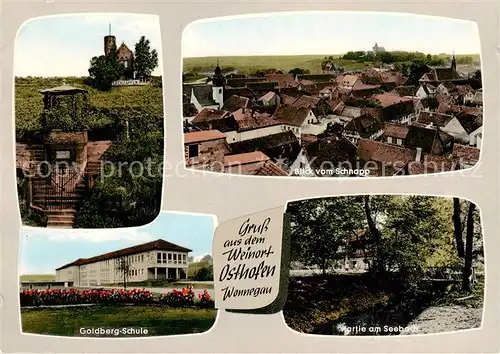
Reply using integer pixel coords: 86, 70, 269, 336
451, 52, 457, 71
104, 24, 116, 56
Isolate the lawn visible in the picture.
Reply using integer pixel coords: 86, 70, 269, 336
21, 305, 217, 336
15, 76, 163, 138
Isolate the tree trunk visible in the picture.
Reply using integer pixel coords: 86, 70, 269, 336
462, 202, 476, 292
363, 196, 383, 273
453, 198, 465, 259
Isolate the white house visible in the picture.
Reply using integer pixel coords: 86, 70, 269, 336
416, 84, 436, 99
56, 239, 192, 287
441, 114, 483, 146
189, 85, 220, 112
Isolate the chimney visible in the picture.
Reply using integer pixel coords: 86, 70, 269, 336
415, 147, 422, 162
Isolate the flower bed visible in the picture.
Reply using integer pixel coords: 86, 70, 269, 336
20, 286, 214, 309
20, 288, 154, 307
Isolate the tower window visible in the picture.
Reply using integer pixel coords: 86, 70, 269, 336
219, 88, 222, 94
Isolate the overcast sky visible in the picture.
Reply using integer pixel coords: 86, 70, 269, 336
14, 13, 163, 77
19, 212, 215, 275
182, 12, 481, 57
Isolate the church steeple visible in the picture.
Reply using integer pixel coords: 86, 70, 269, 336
212, 58, 225, 109
212, 58, 225, 87
451, 51, 457, 71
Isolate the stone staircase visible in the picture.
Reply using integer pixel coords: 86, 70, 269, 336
17, 141, 111, 229
31, 173, 87, 228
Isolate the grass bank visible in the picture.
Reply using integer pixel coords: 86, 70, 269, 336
283, 273, 461, 335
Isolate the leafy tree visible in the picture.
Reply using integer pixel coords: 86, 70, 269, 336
134, 36, 159, 78
467, 70, 482, 90
88, 44, 123, 91
287, 197, 365, 274
194, 266, 213, 281
452, 198, 482, 291
288, 68, 310, 78
200, 255, 213, 265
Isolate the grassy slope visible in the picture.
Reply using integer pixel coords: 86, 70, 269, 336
20, 274, 56, 282
15, 77, 163, 136
183, 54, 481, 75
21, 306, 217, 336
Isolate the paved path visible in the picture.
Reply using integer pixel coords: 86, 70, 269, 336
400, 305, 483, 335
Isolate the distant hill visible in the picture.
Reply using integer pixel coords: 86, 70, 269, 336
20, 274, 56, 282
183, 53, 481, 76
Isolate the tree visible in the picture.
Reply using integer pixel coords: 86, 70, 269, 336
134, 36, 158, 78
288, 68, 309, 78
287, 197, 365, 275
194, 266, 213, 281
453, 199, 481, 291
405, 60, 430, 86
115, 256, 133, 290
200, 255, 213, 265
88, 44, 123, 91
468, 70, 482, 90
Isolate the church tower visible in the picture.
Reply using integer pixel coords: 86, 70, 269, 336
212, 59, 225, 109
451, 52, 457, 71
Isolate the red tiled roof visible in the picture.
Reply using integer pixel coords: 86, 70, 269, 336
291, 95, 321, 108
273, 105, 312, 127
372, 93, 413, 108
357, 139, 417, 165
452, 144, 480, 163
253, 160, 288, 176
384, 123, 409, 139
259, 91, 276, 102
233, 108, 278, 131
223, 151, 270, 166
56, 239, 192, 271
352, 81, 380, 91
192, 108, 230, 124
184, 130, 225, 144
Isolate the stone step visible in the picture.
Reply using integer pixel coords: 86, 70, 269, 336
47, 214, 75, 221
44, 209, 77, 215
46, 222, 73, 229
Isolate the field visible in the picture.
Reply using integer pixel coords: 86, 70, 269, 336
21, 305, 217, 336
15, 76, 163, 139
20, 274, 56, 282
183, 54, 481, 75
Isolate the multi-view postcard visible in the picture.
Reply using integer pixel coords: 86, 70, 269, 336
182, 12, 482, 177
14, 13, 164, 229
283, 195, 484, 335
19, 211, 216, 337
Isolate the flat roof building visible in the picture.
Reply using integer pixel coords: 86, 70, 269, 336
56, 239, 192, 287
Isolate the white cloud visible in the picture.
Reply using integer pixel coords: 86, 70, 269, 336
193, 253, 210, 262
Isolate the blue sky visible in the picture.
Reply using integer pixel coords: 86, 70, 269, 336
182, 12, 481, 57
14, 13, 163, 77
19, 212, 216, 275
